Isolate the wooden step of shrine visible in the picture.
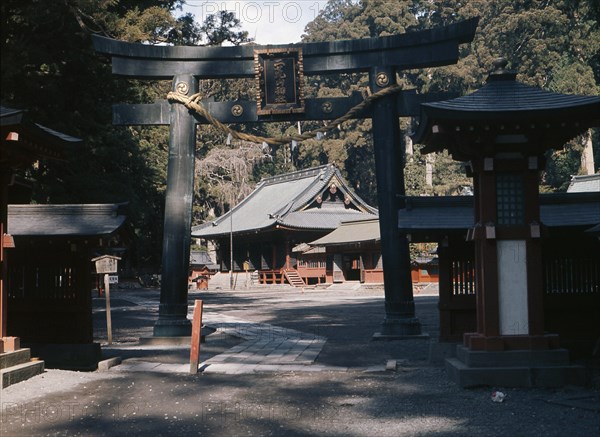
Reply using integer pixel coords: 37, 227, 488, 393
284, 269, 305, 288
1, 348, 45, 389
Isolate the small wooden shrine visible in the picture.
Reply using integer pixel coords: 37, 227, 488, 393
1, 105, 76, 355
7, 203, 128, 369
305, 218, 383, 284
189, 251, 218, 289
303, 218, 439, 285
413, 58, 600, 387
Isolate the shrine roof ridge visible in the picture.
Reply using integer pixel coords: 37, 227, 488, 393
258, 164, 333, 186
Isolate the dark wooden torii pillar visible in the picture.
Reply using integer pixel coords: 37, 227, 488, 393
93, 18, 478, 337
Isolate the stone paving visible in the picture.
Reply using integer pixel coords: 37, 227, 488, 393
106, 311, 339, 375
199, 313, 334, 374
97, 283, 444, 375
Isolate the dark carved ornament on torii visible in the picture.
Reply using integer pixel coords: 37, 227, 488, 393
93, 18, 478, 338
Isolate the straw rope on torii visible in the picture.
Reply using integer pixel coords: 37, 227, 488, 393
167, 83, 403, 146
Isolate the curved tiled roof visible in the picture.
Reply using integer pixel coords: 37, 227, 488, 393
192, 164, 377, 238
567, 174, 600, 193
282, 207, 376, 231
309, 218, 380, 246
1, 105, 81, 149
413, 61, 600, 153
422, 77, 600, 118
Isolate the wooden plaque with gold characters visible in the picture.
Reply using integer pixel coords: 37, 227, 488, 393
254, 48, 305, 115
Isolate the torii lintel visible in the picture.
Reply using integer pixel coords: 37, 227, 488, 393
92, 17, 478, 79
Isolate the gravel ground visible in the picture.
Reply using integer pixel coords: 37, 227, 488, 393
1, 285, 599, 436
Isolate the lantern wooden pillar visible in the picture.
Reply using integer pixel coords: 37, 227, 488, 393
464, 155, 554, 351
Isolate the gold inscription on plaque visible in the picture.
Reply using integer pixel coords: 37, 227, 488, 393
254, 48, 305, 116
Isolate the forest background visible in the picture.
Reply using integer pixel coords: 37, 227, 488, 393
2, 0, 599, 271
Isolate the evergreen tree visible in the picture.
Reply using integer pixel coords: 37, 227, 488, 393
422, 0, 600, 188
1, 0, 252, 271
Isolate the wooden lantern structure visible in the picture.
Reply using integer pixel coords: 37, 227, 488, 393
413, 58, 600, 387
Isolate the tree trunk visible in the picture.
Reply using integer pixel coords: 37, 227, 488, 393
580, 129, 595, 175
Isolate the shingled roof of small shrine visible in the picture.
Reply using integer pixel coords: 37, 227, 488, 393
192, 164, 377, 238
397, 192, 600, 235
420, 80, 600, 118
8, 203, 127, 236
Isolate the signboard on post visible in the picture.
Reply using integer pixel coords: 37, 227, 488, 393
91, 255, 121, 344
92, 255, 120, 274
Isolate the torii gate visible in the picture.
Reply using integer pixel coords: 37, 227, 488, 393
93, 18, 478, 338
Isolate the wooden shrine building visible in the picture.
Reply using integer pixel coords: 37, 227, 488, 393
412, 58, 600, 387
304, 218, 383, 284
6, 203, 128, 369
1, 105, 76, 360
189, 250, 219, 289
302, 217, 440, 285
192, 164, 377, 285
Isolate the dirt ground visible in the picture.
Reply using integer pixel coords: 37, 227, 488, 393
1, 286, 599, 436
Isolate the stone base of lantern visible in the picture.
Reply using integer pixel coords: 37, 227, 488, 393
446, 345, 587, 388
463, 332, 561, 351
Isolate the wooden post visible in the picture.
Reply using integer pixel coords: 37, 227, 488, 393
104, 273, 113, 345
0, 221, 7, 340
1, 170, 9, 340
189, 299, 204, 374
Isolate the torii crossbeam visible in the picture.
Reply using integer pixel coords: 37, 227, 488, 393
93, 17, 478, 338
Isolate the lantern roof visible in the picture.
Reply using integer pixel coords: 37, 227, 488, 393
413, 58, 600, 159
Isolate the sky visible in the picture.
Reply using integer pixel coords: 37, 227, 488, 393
181, 0, 329, 44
